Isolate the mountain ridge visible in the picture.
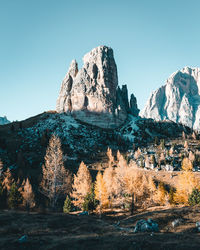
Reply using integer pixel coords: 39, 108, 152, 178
141, 66, 200, 130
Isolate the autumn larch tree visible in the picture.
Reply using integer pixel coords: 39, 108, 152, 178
95, 171, 109, 216
106, 147, 115, 167
71, 161, 92, 209
174, 157, 198, 204
153, 182, 168, 205
21, 178, 35, 211
40, 134, 71, 210
2, 168, 14, 191
123, 167, 147, 214
0, 160, 3, 176
103, 165, 115, 207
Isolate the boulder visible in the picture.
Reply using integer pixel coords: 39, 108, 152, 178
134, 219, 159, 233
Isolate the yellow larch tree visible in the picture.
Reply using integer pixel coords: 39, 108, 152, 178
117, 150, 128, 168
40, 134, 71, 210
147, 175, 157, 204
95, 171, 109, 215
2, 168, 14, 191
21, 178, 35, 210
123, 167, 147, 214
153, 182, 168, 205
103, 165, 115, 207
174, 157, 198, 205
106, 147, 115, 167
71, 161, 92, 209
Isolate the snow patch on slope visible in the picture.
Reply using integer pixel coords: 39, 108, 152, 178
119, 115, 139, 142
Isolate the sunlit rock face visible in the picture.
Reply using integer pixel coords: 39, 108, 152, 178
141, 67, 200, 130
0, 116, 10, 125
56, 46, 139, 128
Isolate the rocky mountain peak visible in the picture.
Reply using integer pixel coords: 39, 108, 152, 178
141, 67, 200, 130
56, 46, 139, 128
0, 116, 10, 125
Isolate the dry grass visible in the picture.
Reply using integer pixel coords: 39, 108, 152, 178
1, 205, 200, 249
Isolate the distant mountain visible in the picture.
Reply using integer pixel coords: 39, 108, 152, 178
141, 67, 200, 130
56, 45, 139, 128
0, 116, 10, 125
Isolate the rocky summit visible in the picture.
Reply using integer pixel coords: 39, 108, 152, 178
141, 67, 200, 130
56, 46, 139, 128
0, 116, 10, 125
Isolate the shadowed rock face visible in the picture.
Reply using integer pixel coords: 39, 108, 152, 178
56, 46, 139, 128
141, 67, 200, 130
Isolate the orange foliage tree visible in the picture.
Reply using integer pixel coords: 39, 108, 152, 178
174, 158, 198, 205
95, 171, 109, 215
40, 134, 71, 209
71, 161, 92, 209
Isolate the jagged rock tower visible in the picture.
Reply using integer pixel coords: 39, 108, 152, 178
141, 67, 200, 130
56, 46, 139, 128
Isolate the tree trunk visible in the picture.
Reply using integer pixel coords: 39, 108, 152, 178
131, 193, 134, 215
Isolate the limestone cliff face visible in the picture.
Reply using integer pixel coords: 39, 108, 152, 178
56, 46, 139, 128
141, 67, 200, 130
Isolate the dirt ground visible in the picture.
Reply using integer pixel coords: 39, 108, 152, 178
1, 205, 200, 250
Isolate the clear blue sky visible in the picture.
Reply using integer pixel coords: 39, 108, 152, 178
1, 0, 200, 121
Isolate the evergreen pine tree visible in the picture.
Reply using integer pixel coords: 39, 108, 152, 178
8, 182, 22, 209
63, 195, 72, 213
83, 185, 97, 213
188, 189, 200, 206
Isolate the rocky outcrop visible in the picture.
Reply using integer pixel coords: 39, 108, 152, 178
0, 116, 10, 125
56, 46, 139, 128
140, 67, 200, 130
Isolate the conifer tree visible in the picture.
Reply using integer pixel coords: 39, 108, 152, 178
107, 147, 114, 167
63, 195, 72, 213
95, 171, 109, 215
82, 184, 97, 213
0, 160, 3, 176
153, 182, 167, 205
0, 180, 7, 208
184, 140, 189, 150
189, 151, 195, 163
21, 178, 35, 211
117, 150, 128, 168
169, 146, 174, 156
2, 168, 14, 191
8, 182, 22, 209
40, 134, 71, 210
192, 131, 197, 140
71, 161, 92, 209
174, 157, 197, 204
160, 139, 165, 150
147, 176, 157, 203
145, 156, 150, 168
103, 165, 115, 207
123, 168, 146, 214
134, 148, 141, 160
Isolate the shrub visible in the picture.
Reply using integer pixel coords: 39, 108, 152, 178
63, 195, 72, 213
188, 189, 200, 206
